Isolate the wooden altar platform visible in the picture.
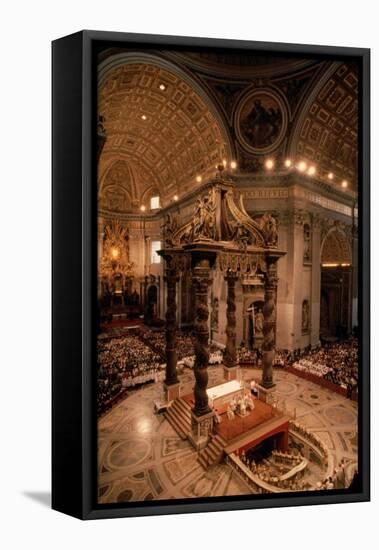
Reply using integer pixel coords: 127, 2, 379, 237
181, 376, 290, 455
215, 398, 275, 442
181, 387, 289, 456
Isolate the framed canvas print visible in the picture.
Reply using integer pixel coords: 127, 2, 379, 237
52, 30, 370, 520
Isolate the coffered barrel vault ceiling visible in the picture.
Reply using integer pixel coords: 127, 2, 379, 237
98, 61, 231, 209
289, 62, 358, 189
97, 51, 358, 214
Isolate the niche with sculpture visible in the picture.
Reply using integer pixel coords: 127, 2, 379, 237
302, 299, 310, 334
99, 220, 135, 306
303, 223, 311, 263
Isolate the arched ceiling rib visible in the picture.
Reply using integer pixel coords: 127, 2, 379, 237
321, 228, 352, 264
165, 50, 319, 79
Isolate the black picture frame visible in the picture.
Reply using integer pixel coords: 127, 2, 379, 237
52, 30, 370, 520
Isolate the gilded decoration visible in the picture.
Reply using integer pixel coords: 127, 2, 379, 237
158, 169, 286, 403
100, 221, 134, 291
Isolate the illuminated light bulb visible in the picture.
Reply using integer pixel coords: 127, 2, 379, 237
328, 172, 334, 180
265, 158, 274, 170
173, 194, 179, 201
284, 159, 292, 168
222, 159, 227, 167
141, 114, 147, 120
341, 180, 348, 188
159, 83, 166, 91
307, 166, 316, 176
230, 160, 237, 170
111, 247, 119, 259
140, 204, 146, 212
297, 160, 307, 172
196, 175, 202, 183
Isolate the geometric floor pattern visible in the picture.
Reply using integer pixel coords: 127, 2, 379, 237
98, 366, 358, 503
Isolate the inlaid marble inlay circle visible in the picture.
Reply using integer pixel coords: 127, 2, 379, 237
275, 381, 297, 395
108, 439, 150, 469
323, 405, 356, 425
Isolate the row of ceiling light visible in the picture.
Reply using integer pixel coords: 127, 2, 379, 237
139, 157, 350, 212
263, 157, 350, 189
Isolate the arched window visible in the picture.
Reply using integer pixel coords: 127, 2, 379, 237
151, 240, 161, 264
150, 195, 160, 210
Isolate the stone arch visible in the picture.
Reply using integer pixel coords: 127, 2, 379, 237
320, 226, 352, 338
99, 159, 138, 211
321, 227, 352, 265
99, 184, 132, 213
141, 185, 161, 210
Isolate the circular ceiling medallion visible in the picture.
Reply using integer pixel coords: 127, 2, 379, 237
235, 88, 288, 154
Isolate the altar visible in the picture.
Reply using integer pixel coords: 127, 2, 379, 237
206, 380, 245, 414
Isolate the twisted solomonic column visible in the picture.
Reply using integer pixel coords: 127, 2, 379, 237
164, 257, 180, 387
224, 270, 239, 370
261, 258, 279, 388
192, 258, 212, 417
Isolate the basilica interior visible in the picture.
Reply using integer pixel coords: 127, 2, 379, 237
96, 47, 359, 504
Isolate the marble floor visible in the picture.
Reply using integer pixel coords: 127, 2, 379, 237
98, 366, 358, 504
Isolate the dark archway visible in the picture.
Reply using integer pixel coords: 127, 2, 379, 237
247, 300, 265, 349
145, 285, 158, 325
320, 228, 352, 339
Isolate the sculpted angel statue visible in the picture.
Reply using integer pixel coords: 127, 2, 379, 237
260, 212, 278, 247
161, 213, 178, 247
193, 190, 216, 240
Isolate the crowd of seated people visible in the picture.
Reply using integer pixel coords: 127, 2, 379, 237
290, 421, 329, 463
289, 338, 358, 395
316, 459, 349, 490
238, 345, 262, 364
97, 334, 164, 415
139, 328, 219, 361
238, 449, 308, 491
238, 345, 292, 368
237, 338, 357, 396
138, 328, 194, 360
272, 349, 293, 368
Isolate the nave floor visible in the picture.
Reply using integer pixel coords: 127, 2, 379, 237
98, 366, 358, 503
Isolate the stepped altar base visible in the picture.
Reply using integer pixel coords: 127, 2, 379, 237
188, 410, 215, 451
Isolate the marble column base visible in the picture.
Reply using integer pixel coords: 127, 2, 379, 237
256, 383, 276, 404
188, 410, 215, 450
163, 381, 181, 403
223, 365, 239, 381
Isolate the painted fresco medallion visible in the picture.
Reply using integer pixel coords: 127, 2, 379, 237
235, 88, 288, 154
